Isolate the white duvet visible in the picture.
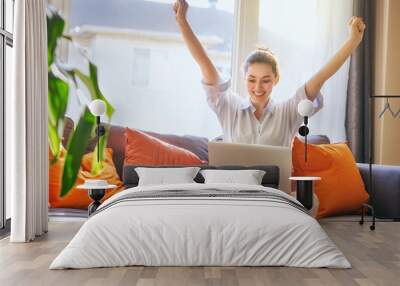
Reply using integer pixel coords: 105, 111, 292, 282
50, 183, 350, 269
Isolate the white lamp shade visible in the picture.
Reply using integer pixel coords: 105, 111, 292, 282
88, 99, 106, 116
297, 99, 314, 117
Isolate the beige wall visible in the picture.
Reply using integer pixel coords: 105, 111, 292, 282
373, 0, 400, 165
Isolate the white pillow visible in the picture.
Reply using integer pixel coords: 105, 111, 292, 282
200, 169, 266, 185
135, 167, 201, 186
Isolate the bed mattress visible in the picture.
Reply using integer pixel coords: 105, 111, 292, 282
50, 183, 350, 269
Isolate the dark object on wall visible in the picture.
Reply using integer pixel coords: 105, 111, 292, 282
378, 98, 400, 118
365, 94, 400, 222
356, 94, 400, 230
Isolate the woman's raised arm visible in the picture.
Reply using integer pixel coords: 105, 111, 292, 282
173, 0, 219, 85
305, 17, 366, 101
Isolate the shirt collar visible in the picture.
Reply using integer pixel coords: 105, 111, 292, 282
240, 98, 275, 115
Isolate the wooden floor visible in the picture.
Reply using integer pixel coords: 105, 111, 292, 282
0, 218, 399, 286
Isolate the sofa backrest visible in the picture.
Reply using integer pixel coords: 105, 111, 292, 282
63, 117, 209, 179
62, 117, 329, 180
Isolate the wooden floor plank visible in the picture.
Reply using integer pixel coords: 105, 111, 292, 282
0, 219, 399, 286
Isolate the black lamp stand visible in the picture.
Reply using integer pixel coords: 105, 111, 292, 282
294, 116, 315, 210
87, 189, 106, 216
359, 94, 400, 230
95, 116, 105, 162
295, 180, 313, 210
298, 116, 309, 162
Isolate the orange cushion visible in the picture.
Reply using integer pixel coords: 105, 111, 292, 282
292, 137, 369, 218
124, 128, 204, 166
49, 147, 124, 209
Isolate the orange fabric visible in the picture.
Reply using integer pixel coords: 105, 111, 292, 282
49, 147, 124, 209
124, 128, 203, 166
292, 137, 369, 218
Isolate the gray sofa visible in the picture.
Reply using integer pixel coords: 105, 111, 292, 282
62, 118, 400, 218
357, 163, 400, 218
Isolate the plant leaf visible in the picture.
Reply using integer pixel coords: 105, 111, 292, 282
55, 62, 78, 86
47, 5, 68, 159
56, 63, 114, 120
73, 66, 115, 119
60, 108, 96, 197
48, 71, 69, 158
48, 124, 60, 160
46, 5, 65, 67
74, 64, 115, 176
89, 63, 115, 118
48, 71, 69, 127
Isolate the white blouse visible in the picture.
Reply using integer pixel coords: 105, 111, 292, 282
202, 79, 324, 147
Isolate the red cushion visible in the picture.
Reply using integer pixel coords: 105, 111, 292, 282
124, 128, 204, 166
292, 137, 369, 218
49, 147, 124, 209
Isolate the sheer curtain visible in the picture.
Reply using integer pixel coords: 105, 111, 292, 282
257, 0, 353, 143
8, 0, 48, 242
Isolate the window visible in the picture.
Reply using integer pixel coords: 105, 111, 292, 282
256, 0, 353, 142
1, 0, 14, 230
132, 48, 150, 87
65, 0, 235, 139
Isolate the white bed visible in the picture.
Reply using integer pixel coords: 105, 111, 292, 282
50, 183, 350, 269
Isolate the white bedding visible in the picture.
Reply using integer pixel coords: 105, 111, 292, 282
50, 183, 350, 269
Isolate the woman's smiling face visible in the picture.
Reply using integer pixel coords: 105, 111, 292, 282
245, 63, 278, 105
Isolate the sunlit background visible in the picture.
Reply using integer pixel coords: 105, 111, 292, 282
64, 0, 351, 142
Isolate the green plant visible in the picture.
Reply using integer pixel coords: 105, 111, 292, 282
47, 6, 115, 197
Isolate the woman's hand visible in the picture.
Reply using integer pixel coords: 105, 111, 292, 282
173, 0, 189, 24
305, 16, 366, 100
348, 16, 366, 45
173, 0, 219, 85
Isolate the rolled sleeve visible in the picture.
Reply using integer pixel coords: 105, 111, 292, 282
290, 84, 324, 116
284, 84, 324, 133
202, 78, 243, 135
202, 78, 231, 113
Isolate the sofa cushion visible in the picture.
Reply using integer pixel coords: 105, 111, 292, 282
292, 137, 369, 218
49, 147, 124, 209
296, 134, 330, 145
124, 128, 204, 167
357, 163, 400, 218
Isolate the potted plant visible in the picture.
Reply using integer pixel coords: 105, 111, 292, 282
47, 6, 115, 196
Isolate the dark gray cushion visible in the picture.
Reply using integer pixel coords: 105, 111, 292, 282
123, 165, 279, 190
297, 134, 330, 145
357, 163, 400, 218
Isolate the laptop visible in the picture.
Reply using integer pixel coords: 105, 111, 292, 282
208, 141, 292, 193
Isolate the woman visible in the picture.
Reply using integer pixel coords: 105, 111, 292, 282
173, 0, 365, 147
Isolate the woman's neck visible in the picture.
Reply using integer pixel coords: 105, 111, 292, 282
251, 97, 270, 120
